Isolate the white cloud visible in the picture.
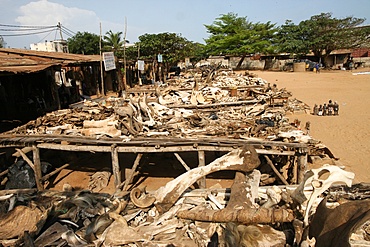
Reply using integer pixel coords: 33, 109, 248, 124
16, 0, 101, 37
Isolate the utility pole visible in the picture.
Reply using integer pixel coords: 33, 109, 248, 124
57, 22, 63, 40
99, 22, 104, 96
123, 17, 128, 91
138, 43, 142, 85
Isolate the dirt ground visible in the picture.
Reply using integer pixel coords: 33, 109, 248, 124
256, 68, 370, 183
49, 68, 370, 193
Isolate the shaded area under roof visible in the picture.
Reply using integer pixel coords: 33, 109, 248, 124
0, 48, 101, 74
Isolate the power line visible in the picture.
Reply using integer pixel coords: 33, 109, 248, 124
0, 29, 58, 37
61, 26, 77, 36
0, 24, 56, 29
37, 29, 57, 43
61, 29, 74, 38
0, 27, 55, 32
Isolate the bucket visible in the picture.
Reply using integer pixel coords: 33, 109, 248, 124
230, 87, 237, 97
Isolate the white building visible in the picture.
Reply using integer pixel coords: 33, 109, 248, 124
30, 39, 69, 53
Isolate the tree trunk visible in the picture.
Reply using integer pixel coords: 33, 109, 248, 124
236, 54, 246, 70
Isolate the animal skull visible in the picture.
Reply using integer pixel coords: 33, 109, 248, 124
299, 165, 355, 226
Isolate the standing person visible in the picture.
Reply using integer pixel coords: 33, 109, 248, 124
334, 101, 339, 115
323, 103, 327, 116
318, 105, 323, 116
313, 104, 318, 115
315, 63, 320, 73
305, 121, 311, 135
328, 100, 334, 116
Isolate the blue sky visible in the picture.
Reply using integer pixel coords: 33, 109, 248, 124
1, 0, 369, 48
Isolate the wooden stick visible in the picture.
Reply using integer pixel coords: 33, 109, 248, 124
297, 153, 308, 183
174, 153, 191, 171
264, 155, 289, 185
41, 163, 70, 181
33, 145, 44, 191
122, 153, 143, 191
111, 144, 121, 191
15, 148, 36, 172
12, 146, 33, 157
198, 150, 206, 188
0, 188, 37, 196
0, 169, 8, 178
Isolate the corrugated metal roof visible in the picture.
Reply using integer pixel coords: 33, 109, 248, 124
0, 48, 101, 74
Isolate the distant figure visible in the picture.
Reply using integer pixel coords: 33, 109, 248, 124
313, 104, 318, 115
315, 63, 320, 73
318, 104, 323, 116
334, 101, 339, 115
305, 121, 311, 135
328, 100, 334, 116
323, 103, 327, 116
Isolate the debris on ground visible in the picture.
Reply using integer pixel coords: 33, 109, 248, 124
0, 68, 369, 246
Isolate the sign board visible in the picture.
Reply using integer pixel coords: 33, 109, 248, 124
103, 52, 116, 71
138, 60, 145, 71
185, 57, 190, 67
157, 54, 163, 63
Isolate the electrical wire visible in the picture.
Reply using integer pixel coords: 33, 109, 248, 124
0, 29, 58, 37
61, 29, 74, 38
61, 26, 77, 36
0, 24, 56, 29
37, 29, 57, 43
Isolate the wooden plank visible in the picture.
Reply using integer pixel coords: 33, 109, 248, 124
111, 144, 121, 191
0, 134, 308, 148
37, 143, 111, 152
32, 145, 44, 191
36, 143, 298, 155
197, 150, 206, 188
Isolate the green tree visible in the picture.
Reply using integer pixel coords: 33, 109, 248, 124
137, 32, 193, 65
186, 42, 206, 67
67, 32, 100, 54
204, 13, 277, 68
275, 20, 310, 58
103, 30, 128, 57
277, 13, 370, 64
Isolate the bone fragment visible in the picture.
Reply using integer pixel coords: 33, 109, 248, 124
154, 146, 260, 213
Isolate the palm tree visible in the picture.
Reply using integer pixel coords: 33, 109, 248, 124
103, 30, 127, 55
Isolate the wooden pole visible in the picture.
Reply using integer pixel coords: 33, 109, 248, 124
42, 163, 70, 182
99, 22, 104, 96
32, 145, 43, 191
297, 153, 308, 183
264, 155, 289, 185
174, 153, 191, 171
122, 153, 143, 191
111, 144, 121, 191
197, 150, 206, 188
123, 17, 128, 91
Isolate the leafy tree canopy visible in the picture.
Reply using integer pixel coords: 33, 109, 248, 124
134, 32, 195, 65
103, 30, 129, 57
204, 13, 277, 56
67, 31, 100, 55
277, 13, 370, 61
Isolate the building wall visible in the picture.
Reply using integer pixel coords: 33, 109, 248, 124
30, 40, 69, 53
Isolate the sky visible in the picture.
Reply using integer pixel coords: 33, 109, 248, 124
1, 0, 370, 49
